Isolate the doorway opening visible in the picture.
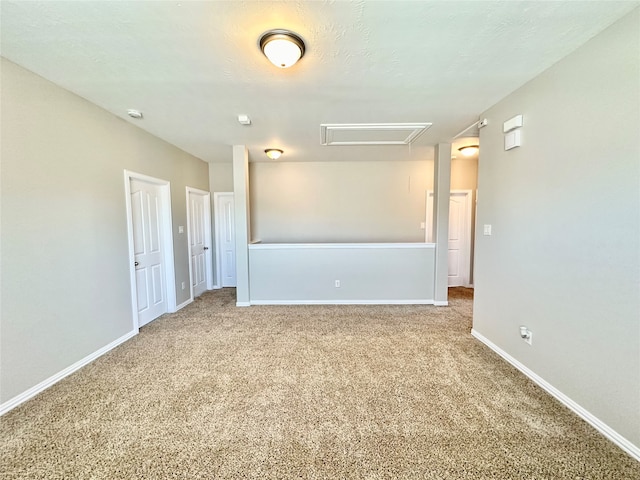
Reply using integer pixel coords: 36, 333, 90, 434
426, 189, 474, 287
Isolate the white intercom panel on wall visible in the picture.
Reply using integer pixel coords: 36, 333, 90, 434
503, 115, 523, 150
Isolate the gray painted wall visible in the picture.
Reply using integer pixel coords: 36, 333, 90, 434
249, 158, 434, 243
209, 162, 234, 193
0, 58, 208, 404
473, 10, 639, 448
249, 244, 435, 303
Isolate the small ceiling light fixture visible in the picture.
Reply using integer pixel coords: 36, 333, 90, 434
458, 145, 479, 157
259, 29, 305, 68
127, 109, 143, 119
265, 148, 283, 160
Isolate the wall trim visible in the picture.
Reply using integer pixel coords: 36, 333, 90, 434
250, 299, 435, 305
175, 298, 193, 311
236, 301, 251, 307
471, 328, 640, 462
433, 301, 449, 306
0, 330, 137, 416
248, 242, 436, 250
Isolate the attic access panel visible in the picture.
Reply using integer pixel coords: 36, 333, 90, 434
320, 123, 432, 146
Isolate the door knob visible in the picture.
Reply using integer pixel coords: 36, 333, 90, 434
134, 261, 139, 266
204, 247, 209, 250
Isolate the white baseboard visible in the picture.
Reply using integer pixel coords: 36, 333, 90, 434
471, 328, 640, 462
175, 298, 193, 311
0, 330, 138, 416
236, 301, 251, 307
433, 301, 449, 306
250, 299, 436, 305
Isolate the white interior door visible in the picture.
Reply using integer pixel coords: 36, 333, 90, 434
426, 190, 472, 287
215, 193, 236, 287
187, 188, 212, 298
130, 179, 168, 326
447, 191, 471, 287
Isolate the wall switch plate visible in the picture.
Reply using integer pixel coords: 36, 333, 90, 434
525, 331, 533, 345
483, 224, 492, 236
335, 280, 341, 288
520, 326, 533, 345
505, 130, 521, 150
181, 281, 186, 290
420, 222, 426, 229
178, 226, 184, 233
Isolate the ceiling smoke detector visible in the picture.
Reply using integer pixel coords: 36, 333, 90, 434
127, 109, 143, 119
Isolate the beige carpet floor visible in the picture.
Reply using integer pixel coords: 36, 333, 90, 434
1, 288, 638, 479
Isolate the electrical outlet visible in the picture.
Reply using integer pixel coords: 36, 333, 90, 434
335, 280, 341, 288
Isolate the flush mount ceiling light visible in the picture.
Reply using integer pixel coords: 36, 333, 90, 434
259, 30, 305, 68
265, 148, 283, 160
458, 145, 479, 157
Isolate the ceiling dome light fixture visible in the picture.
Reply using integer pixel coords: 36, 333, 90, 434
259, 30, 305, 68
458, 145, 479, 157
265, 148, 284, 160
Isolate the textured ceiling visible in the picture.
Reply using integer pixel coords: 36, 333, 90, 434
1, 1, 636, 162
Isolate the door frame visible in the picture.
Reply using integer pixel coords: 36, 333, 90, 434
425, 189, 473, 287
213, 192, 234, 289
124, 170, 177, 330
186, 186, 214, 299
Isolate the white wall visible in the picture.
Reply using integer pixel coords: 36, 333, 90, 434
249, 158, 433, 243
233, 146, 251, 305
472, 9, 639, 452
0, 58, 209, 405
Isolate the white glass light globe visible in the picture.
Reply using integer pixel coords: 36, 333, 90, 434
459, 146, 479, 157
263, 37, 303, 68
